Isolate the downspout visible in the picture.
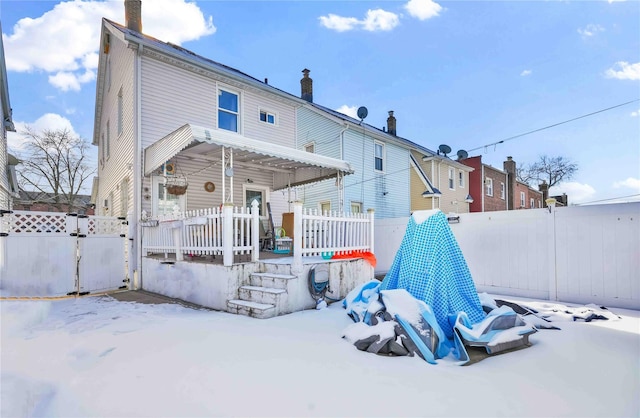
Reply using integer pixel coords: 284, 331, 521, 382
133, 42, 143, 290
338, 124, 349, 212
505, 171, 509, 210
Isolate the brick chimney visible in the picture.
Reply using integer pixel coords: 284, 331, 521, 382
387, 111, 396, 136
504, 156, 516, 210
539, 180, 549, 206
301, 69, 313, 102
125, 0, 142, 33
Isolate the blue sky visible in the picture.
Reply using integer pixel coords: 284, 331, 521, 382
2, 0, 639, 204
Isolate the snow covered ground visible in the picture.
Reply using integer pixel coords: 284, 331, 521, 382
1, 294, 638, 418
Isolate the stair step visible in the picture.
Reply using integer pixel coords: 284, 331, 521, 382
250, 272, 296, 289
251, 272, 296, 280
240, 285, 286, 294
227, 299, 276, 319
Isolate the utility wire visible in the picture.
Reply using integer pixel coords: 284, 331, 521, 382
575, 194, 640, 205
467, 98, 640, 153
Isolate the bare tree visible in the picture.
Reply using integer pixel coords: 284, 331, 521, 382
516, 155, 578, 188
15, 126, 95, 209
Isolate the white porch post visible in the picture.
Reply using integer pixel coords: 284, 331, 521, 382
223, 203, 234, 266
173, 226, 183, 262
368, 208, 375, 254
251, 200, 260, 262
292, 201, 303, 275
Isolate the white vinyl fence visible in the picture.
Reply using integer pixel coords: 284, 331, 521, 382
0, 211, 128, 296
375, 203, 640, 310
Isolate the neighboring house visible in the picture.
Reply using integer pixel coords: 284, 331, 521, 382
0, 23, 17, 211
290, 70, 473, 218
12, 191, 95, 215
461, 155, 543, 212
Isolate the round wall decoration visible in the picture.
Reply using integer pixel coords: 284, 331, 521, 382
204, 181, 215, 193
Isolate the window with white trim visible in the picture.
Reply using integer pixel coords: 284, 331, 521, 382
458, 171, 464, 188
320, 201, 331, 215
117, 88, 123, 136
218, 88, 239, 132
259, 109, 276, 125
500, 182, 505, 199
448, 167, 455, 190
304, 143, 315, 153
374, 141, 384, 172
486, 178, 493, 196
520, 192, 526, 208
530, 198, 535, 209
351, 201, 362, 213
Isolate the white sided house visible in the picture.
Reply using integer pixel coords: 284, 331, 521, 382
1, 22, 17, 212
92, 1, 374, 318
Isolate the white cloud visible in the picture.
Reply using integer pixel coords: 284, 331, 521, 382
605, 61, 640, 80
319, 9, 399, 32
362, 9, 400, 32
520, 70, 532, 76
318, 14, 361, 32
7, 113, 79, 152
404, 0, 442, 20
631, 109, 640, 117
336, 105, 359, 119
549, 182, 596, 205
613, 177, 640, 191
3, 0, 216, 91
577, 24, 604, 38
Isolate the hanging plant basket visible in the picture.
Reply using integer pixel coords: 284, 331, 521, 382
165, 177, 188, 195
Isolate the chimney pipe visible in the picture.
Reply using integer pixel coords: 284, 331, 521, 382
125, 0, 142, 33
301, 69, 313, 103
387, 111, 396, 136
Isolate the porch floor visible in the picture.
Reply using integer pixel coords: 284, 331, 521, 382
145, 251, 357, 266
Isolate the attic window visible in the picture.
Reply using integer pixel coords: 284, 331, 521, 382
259, 110, 276, 125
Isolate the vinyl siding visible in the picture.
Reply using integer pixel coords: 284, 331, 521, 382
410, 166, 434, 212
0, 122, 8, 210
96, 28, 136, 217
295, 107, 411, 218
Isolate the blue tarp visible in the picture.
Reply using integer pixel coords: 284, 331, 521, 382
380, 210, 485, 338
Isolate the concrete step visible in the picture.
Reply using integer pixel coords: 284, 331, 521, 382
227, 299, 276, 319
250, 272, 296, 289
239, 285, 286, 305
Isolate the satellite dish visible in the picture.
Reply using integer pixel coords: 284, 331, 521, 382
438, 144, 452, 156
357, 106, 368, 120
457, 149, 468, 160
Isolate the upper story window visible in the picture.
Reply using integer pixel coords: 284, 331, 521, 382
218, 88, 239, 132
117, 88, 123, 136
259, 109, 276, 125
351, 201, 363, 213
520, 192, 526, 208
374, 141, 384, 172
500, 182, 505, 199
448, 168, 455, 190
458, 171, 464, 188
304, 143, 315, 153
486, 178, 493, 197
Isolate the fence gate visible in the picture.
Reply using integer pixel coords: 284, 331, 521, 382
0, 211, 128, 297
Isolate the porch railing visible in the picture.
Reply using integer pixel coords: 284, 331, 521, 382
140, 201, 375, 268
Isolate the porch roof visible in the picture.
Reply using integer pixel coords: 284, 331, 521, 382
144, 124, 353, 190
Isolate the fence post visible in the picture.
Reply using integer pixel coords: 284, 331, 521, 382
292, 201, 303, 275
545, 198, 558, 301
251, 200, 259, 262
223, 203, 234, 267
367, 208, 375, 254
173, 225, 183, 262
